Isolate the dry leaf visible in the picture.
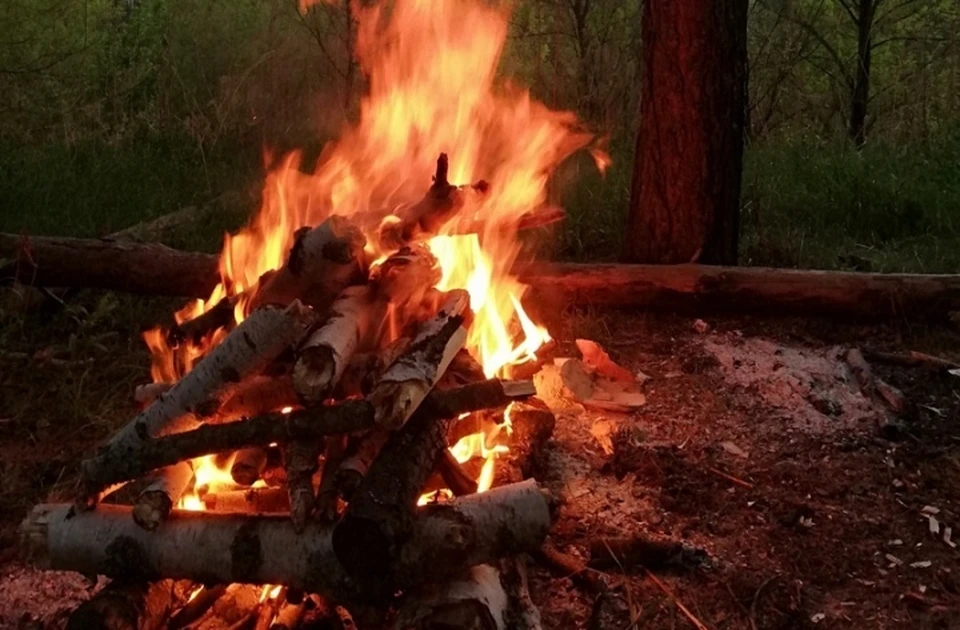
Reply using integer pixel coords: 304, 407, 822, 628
576, 339, 635, 382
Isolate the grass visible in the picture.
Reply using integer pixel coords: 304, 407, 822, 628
2, 127, 960, 273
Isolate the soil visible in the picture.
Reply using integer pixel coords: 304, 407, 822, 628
2, 300, 959, 629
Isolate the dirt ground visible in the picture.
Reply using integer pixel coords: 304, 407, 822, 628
1, 293, 959, 629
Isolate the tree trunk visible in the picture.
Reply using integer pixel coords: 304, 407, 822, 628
849, 0, 874, 148
624, 0, 747, 265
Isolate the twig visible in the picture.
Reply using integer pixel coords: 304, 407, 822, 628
707, 467, 754, 489
642, 569, 710, 630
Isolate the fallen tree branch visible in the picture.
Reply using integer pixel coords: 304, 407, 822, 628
23, 480, 551, 600
80, 379, 535, 499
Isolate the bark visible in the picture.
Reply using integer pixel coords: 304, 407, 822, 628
202, 488, 290, 513
285, 441, 322, 533
23, 480, 551, 599
370, 289, 472, 429
86, 304, 315, 507
80, 379, 535, 499
520, 263, 960, 321
294, 286, 374, 404
132, 463, 194, 531
216, 375, 299, 422
624, 0, 747, 265
133, 382, 173, 408
501, 399, 556, 483
66, 578, 194, 630
231, 448, 268, 486
394, 564, 508, 630
248, 216, 367, 313
0, 233, 218, 297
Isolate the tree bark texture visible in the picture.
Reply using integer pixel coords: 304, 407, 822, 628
521, 263, 960, 321
625, 0, 748, 265
0, 233, 219, 297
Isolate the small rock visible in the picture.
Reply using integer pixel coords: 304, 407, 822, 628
692, 319, 711, 334
811, 613, 826, 624
921, 505, 941, 515
886, 554, 904, 566
911, 561, 932, 569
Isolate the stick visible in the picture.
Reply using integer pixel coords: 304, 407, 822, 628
370, 289, 472, 429
84, 303, 316, 508
436, 449, 479, 496
589, 536, 709, 572
80, 379, 535, 499
534, 543, 606, 594
294, 286, 374, 404
643, 569, 710, 630
863, 349, 960, 371
23, 480, 551, 600
65, 579, 194, 630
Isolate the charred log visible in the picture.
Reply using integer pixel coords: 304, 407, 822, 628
285, 441, 322, 533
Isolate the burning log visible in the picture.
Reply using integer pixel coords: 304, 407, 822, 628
502, 399, 556, 482
84, 302, 316, 508
217, 375, 299, 421
202, 487, 290, 513
134, 382, 173, 407
394, 564, 508, 630
294, 286, 374, 404
285, 441, 322, 532
231, 448, 268, 486
270, 595, 306, 630
248, 216, 368, 313
254, 587, 286, 630
66, 578, 194, 630
375, 154, 462, 250
22, 480, 551, 600
371, 244, 443, 309
167, 295, 239, 347
133, 463, 194, 530
80, 379, 535, 499
370, 289, 472, 430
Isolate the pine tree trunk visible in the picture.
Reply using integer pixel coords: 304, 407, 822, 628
624, 0, 747, 265
849, 0, 874, 149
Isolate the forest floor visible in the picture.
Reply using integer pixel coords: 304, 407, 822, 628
1, 291, 959, 629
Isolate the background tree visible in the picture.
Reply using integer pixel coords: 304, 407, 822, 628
623, 0, 749, 265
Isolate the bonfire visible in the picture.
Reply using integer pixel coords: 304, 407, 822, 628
20, 0, 605, 626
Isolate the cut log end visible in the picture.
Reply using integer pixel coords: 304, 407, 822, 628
293, 347, 338, 404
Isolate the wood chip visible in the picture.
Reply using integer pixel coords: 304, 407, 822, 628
720, 441, 748, 458
575, 339, 635, 382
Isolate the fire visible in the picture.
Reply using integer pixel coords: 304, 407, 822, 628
148, 0, 599, 509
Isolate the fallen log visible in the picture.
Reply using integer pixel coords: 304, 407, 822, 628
521, 262, 960, 320
80, 379, 535, 498
370, 289, 472, 429
294, 286, 374, 404
0, 233, 219, 297
65, 578, 194, 630
22, 480, 551, 600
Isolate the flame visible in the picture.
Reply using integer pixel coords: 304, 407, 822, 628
177, 454, 238, 511
450, 431, 508, 493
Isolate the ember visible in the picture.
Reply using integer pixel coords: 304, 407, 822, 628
18, 0, 601, 626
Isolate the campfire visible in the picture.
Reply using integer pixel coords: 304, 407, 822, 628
20, 0, 604, 626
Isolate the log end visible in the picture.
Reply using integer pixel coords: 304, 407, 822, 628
19, 504, 57, 569
132, 491, 173, 531
293, 348, 337, 404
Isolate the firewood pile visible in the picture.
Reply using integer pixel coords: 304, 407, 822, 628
18, 156, 558, 629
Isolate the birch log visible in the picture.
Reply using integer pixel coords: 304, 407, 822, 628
81, 379, 535, 497
231, 448, 268, 486
294, 286, 374, 404
132, 463, 195, 530
333, 429, 391, 501
202, 487, 290, 513
371, 244, 442, 309
248, 216, 367, 313
370, 289, 472, 430
22, 480, 551, 598
394, 565, 508, 630
83, 303, 316, 508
